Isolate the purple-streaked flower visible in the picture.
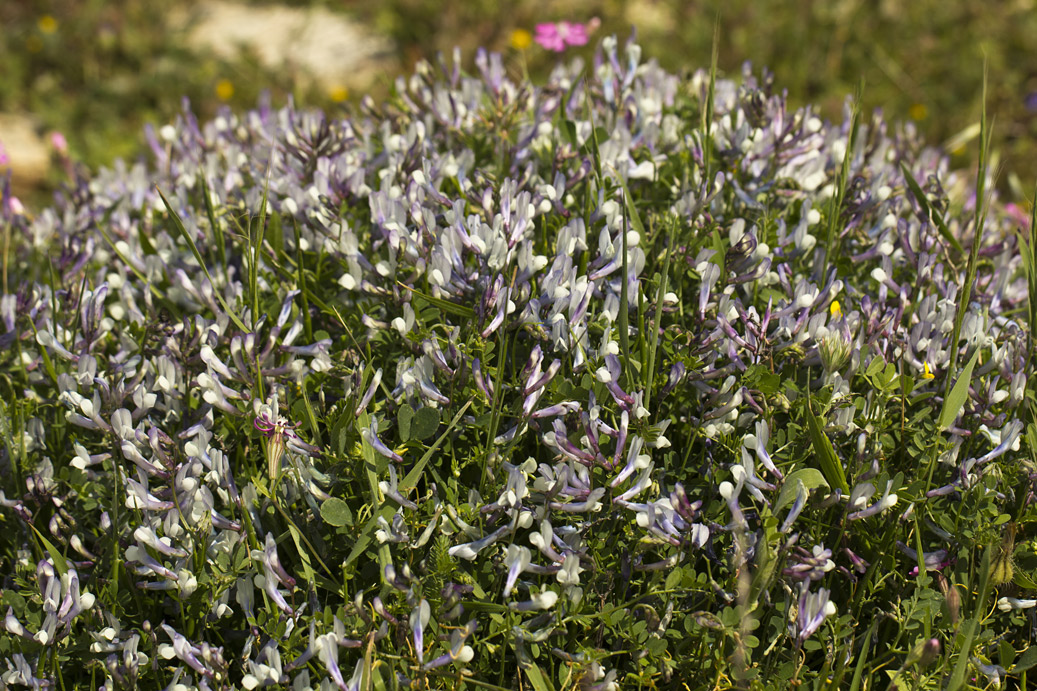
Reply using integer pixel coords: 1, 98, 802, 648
362, 416, 403, 463
784, 544, 835, 582
896, 542, 952, 574
410, 599, 431, 663
792, 583, 836, 646
254, 396, 300, 481
422, 620, 476, 671
503, 544, 532, 596
379, 464, 417, 510
449, 523, 513, 560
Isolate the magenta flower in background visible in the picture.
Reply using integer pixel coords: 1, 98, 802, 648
534, 20, 597, 52
49, 131, 68, 155
0, 140, 8, 166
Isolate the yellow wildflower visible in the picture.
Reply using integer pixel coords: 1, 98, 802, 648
38, 15, 58, 35
510, 28, 533, 50
829, 300, 842, 319
215, 79, 234, 101
909, 103, 928, 121
329, 85, 349, 103
922, 362, 935, 380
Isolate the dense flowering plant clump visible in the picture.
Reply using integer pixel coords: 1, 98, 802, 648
1, 34, 1036, 689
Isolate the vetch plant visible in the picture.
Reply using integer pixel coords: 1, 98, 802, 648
0, 30, 1034, 691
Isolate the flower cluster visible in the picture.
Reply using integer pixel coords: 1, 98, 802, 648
0, 31, 1032, 689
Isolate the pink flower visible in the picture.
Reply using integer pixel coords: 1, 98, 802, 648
49, 131, 68, 156
0, 140, 8, 166
534, 20, 596, 52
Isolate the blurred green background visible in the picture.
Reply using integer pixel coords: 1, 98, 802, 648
2, 0, 1036, 207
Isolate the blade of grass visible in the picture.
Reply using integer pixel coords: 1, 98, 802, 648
292, 218, 313, 342
396, 280, 476, 320
645, 214, 678, 410
945, 62, 996, 390
249, 172, 271, 331
28, 522, 69, 578
702, 16, 720, 182
614, 172, 647, 389
948, 546, 993, 691
938, 346, 981, 430
199, 176, 227, 277
803, 398, 850, 495
157, 187, 249, 333
1024, 185, 1037, 365
900, 162, 964, 255
821, 81, 862, 279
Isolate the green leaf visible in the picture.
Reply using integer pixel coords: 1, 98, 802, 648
803, 402, 849, 494
938, 346, 981, 430
410, 407, 441, 441
157, 187, 249, 332
900, 162, 964, 254
285, 522, 315, 584
396, 281, 475, 320
1013, 645, 1037, 674
1012, 569, 1037, 591
28, 523, 69, 578
614, 172, 646, 240
398, 404, 415, 442
525, 663, 555, 691
320, 498, 354, 528
774, 468, 830, 513
562, 120, 578, 149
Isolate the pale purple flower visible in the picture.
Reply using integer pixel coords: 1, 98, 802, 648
503, 544, 532, 596
410, 599, 431, 663
449, 523, 512, 560
792, 583, 836, 646
355, 368, 382, 416
378, 465, 417, 510
362, 416, 403, 463
896, 542, 952, 574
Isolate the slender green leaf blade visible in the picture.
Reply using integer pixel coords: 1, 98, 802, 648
157, 187, 249, 332
804, 403, 849, 494
396, 281, 475, 319
938, 347, 981, 430
525, 663, 555, 691
29, 523, 69, 578
900, 162, 964, 254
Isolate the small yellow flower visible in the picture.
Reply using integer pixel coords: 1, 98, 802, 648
215, 79, 234, 101
328, 85, 349, 103
38, 15, 58, 35
922, 362, 935, 380
510, 28, 533, 50
829, 300, 842, 319
909, 103, 928, 121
